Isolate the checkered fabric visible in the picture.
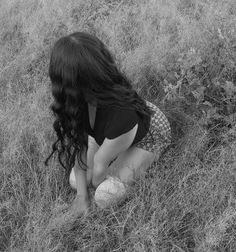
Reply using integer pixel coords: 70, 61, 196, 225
134, 100, 172, 155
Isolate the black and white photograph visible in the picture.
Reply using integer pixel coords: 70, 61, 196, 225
1, 0, 236, 251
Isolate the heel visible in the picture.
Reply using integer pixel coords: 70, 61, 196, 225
94, 176, 127, 209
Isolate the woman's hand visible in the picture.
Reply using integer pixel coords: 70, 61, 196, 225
68, 195, 90, 218
47, 195, 90, 233
64, 195, 90, 220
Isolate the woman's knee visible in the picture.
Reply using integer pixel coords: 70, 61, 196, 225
108, 146, 156, 182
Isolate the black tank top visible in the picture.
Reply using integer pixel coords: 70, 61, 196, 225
84, 102, 150, 146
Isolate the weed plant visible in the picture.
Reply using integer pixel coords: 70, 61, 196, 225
0, 0, 236, 251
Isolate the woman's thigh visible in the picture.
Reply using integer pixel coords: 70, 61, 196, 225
107, 146, 160, 184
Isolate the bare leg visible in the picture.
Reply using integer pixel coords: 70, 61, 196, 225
107, 146, 159, 185
93, 146, 160, 208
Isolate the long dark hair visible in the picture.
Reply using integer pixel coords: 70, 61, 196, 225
44, 31, 154, 176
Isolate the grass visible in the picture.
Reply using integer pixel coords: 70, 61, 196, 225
0, 0, 236, 251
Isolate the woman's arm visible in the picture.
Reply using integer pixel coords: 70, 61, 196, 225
73, 135, 99, 194
86, 136, 100, 185
69, 147, 90, 217
92, 124, 138, 188
73, 147, 89, 199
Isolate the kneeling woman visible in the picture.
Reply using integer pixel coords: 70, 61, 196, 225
45, 32, 172, 215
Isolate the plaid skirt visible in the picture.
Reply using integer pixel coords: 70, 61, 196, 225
134, 100, 172, 155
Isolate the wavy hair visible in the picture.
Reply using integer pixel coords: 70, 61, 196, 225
44, 32, 154, 177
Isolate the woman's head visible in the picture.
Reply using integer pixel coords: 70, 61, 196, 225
49, 32, 119, 106
45, 31, 154, 178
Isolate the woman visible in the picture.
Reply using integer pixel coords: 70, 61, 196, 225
45, 32, 171, 215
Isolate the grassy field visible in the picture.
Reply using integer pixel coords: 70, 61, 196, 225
0, 0, 236, 251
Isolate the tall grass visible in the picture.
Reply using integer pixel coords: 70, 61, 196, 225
0, 0, 236, 251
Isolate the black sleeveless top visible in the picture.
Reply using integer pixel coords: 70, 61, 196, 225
84, 103, 150, 146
